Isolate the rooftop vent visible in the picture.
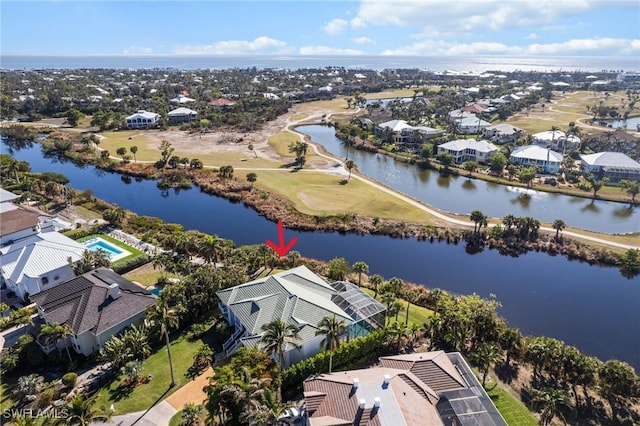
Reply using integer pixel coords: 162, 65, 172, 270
373, 397, 381, 408
359, 399, 366, 410
107, 283, 121, 300
353, 378, 359, 389
383, 374, 391, 385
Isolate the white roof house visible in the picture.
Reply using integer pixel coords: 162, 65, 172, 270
456, 116, 492, 135
125, 110, 160, 128
1, 232, 85, 300
169, 94, 195, 104
510, 145, 563, 174
580, 152, 640, 182
532, 130, 580, 152
217, 266, 385, 367
167, 107, 198, 124
437, 139, 498, 164
374, 120, 444, 144
482, 123, 526, 144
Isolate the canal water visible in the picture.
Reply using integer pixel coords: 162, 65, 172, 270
297, 125, 639, 234
3, 141, 639, 370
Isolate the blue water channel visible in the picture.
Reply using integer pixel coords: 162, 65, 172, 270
2, 141, 639, 370
297, 124, 639, 234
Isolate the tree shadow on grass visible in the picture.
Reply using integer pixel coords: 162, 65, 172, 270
494, 362, 520, 384
129, 387, 172, 425
108, 381, 137, 402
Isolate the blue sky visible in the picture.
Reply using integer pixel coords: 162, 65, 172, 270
2, 1, 639, 56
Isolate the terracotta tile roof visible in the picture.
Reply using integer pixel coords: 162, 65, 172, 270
208, 98, 236, 107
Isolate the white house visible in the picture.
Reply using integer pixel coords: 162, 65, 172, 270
456, 116, 492, 135
216, 266, 385, 368
510, 145, 564, 174
532, 130, 580, 152
580, 152, 640, 182
1, 200, 85, 301
482, 123, 526, 144
437, 139, 498, 164
374, 119, 444, 145
169, 94, 195, 104
125, 110, 160, 128
32, 268, 156, 356
167, 107, 198, 125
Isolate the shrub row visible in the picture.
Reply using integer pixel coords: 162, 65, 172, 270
112, 254, 150, 275
281, 328, 390, 400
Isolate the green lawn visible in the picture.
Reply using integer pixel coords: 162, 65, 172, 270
486, 384, 538, 426
361, 288, 433, 326
93, 322, 224, 415
77, 233, 145, 267
0, 381, 16, 412
123, 268, 179, 287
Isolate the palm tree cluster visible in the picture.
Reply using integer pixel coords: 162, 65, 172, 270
287, 140, 308, 167
501, 214, 541, 240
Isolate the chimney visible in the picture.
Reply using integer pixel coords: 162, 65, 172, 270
383, 374, 391, 386
373, 397, 381, 408
107, 283, 121, 300
359, 399, 366, 410
352, 378, 359, 390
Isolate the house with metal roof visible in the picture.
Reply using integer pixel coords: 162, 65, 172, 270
31, 268, 156, 356
168, 107, 198, 125
580, 152, 640, 182
437, 139, 498, 164
303, 351, 507, 426
217, 266, 385, 368
169, 94, 195, 104
1, 198, 85, 301
374, 119, 444, 145
482, 123, 526, 144
125, 110, 160, 128
532, 130, 580, 152
510, 145, 564, 174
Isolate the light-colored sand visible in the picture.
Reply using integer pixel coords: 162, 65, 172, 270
165, 367, 214, 410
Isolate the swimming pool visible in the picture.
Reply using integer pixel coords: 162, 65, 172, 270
82, 237, 131, 262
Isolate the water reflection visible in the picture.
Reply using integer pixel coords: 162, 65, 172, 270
461, 180, 477, 191
612, 206, 634, 218
581, 201, 601, 213
436, 175, 451, 188
511, 194, 531, 209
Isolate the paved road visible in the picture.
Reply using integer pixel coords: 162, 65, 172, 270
91, 401, 177, 426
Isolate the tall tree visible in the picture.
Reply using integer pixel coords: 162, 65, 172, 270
598, 359, 640, 421
345, 159, 355, 179
370, 274, 383, 299
620, 179, 639, 204
146, 297, 181, 387
39, 322, 73, 363
552, 219, 566, 240
351, 261, 368, 286
129, 145, 138, 162
260, 319, 301, 371
471, 343, 501, 386
470, 210, 488, 233
63, 394, 112, 426
315, 315, 347, 373
531, 388, 570, 426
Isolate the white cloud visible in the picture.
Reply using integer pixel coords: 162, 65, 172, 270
527, 37, 640, 54
352, 36, 374, 45
354, 0, 597, 33
324, 18, 348, 36
173, 37, 290, 55
122, 46, 153, 55
350, 16, 367, 29
526, 33, 539, 40
380, 37, 639, 56
299, 45, 364, 55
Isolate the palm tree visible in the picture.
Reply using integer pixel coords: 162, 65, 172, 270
287, 250, 301, 268
470, 210, 488, 233
380, 292, 396, 325
62, 394, 112, 426
146, 297, 181, 387
260, 319, 301, 371
552, 219, 566, 241
471, 343, 501, 387
315, 315, 347, 373
370, 274, 383, 299
388, 277, 403, 296
248, 144, 257, 158
351, 261, 368, 286
620, 179, 639, 204
345, 159, 355, 179
130, 145, 138, 162
531, 388, 570, 426
404, 290, 418, 325
463, 160, 478, 179
39, 322, 73, 363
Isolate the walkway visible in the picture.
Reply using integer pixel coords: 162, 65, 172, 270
92, 401, 177, 426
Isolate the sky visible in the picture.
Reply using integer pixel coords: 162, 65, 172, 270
1, 0, 639, 57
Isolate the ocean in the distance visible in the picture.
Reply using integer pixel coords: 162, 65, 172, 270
2, 55, 639, 73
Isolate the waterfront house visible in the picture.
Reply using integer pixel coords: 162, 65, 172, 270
217, 266, 385, 368
580, 152, 640, 182
168, 107, 198, 125
303, 351, 507, 426
532, 130, 580, 152
374, 119, 444, 145
510, 145, 563, 174
125, 110, 160, 129
456, 116, 492, 135
437, 139, 498, 164
1, 196, 85, 301
482, 123, 526, 144
587, 129, 638, 153
31, 268, 156, 356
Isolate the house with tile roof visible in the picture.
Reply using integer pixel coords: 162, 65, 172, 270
303, 351, 507, 426
580, 152, 640, 182
437, 139, 498, 164
31, 268, 156, 356
1, 195, 85, 301
217, 266, 386, 368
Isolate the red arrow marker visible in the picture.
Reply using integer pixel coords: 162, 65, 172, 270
266, 220, 298, 257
